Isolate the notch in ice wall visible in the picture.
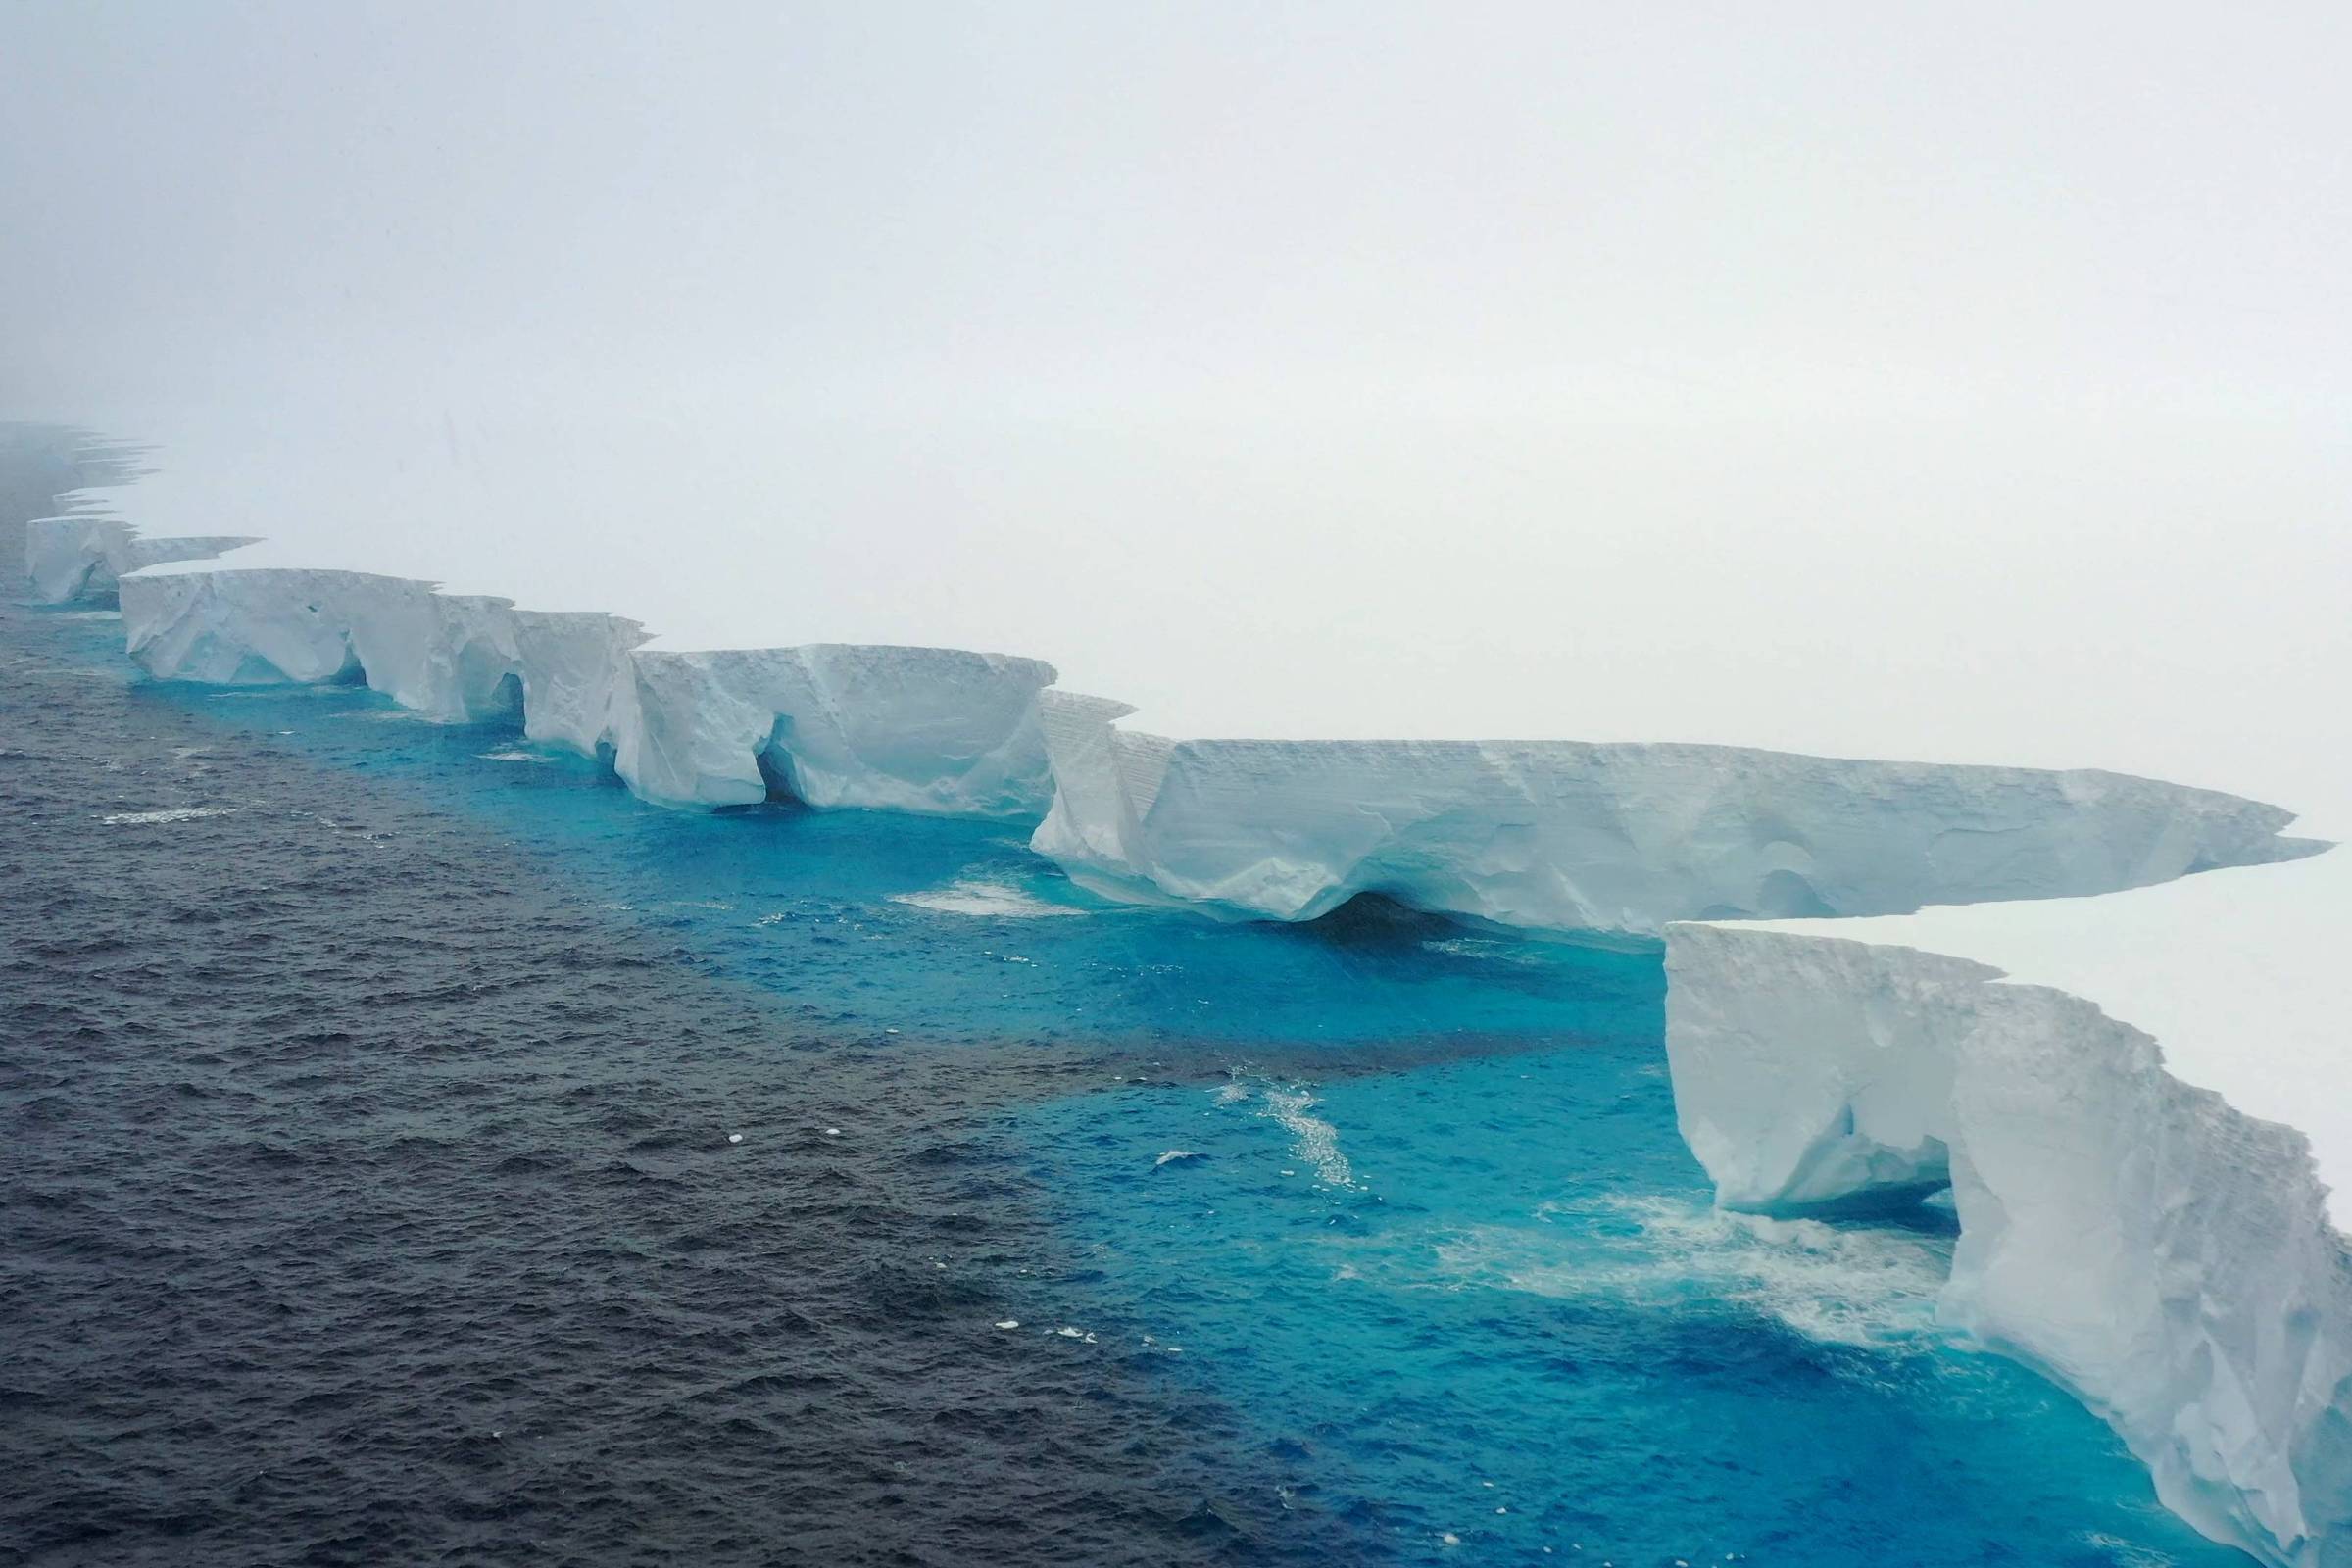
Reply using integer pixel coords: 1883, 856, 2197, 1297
1663, 922, 2352, 1568
1032, 693, 2312, 933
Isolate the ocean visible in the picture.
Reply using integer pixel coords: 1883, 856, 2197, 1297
0, 426, 2244, 1565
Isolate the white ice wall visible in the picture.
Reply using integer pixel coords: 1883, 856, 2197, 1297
1665, 921, 2352, 1567
1034, 692, 2307, 932
107, 563, 1057, 819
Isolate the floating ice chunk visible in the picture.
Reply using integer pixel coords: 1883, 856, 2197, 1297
1153, 1150, 1201, 1168
994, 1319, 1019, 1330
726, 1133, 743, 1145
823, 1127, 841, 1137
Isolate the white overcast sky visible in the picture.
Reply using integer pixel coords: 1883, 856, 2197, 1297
3, 2, 2346, 823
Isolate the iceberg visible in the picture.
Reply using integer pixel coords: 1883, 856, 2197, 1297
27, 436, 2350, 1565
94, 554, 2309, 917
1665, 838, 2352, 1568
111, 562, 1056, 817
1032, 690, 2307, 932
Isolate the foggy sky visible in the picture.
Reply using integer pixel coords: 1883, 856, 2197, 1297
4, 2, 2347, 820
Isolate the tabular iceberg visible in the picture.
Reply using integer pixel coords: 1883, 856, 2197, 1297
36, 492, 2349, 1565
1665, 918, 2352, 1567
108, 564, 1057, 818
65, 551, 2312, 918
1032, 690, 2305, 933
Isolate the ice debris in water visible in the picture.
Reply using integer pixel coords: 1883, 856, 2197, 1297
994, 1319, 1019, 1330
824, 1128, 841, 1136
726, 1133, 743, 1145
1154, 1149, 1201, 1168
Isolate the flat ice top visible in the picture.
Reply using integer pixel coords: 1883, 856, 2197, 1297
1712, 839, 2351, 1226
64, 390, 2352, 836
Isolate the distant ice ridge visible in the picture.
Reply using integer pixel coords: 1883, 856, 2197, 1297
25, 514, 258, 604
102, 564, 1056, 817
1032, 690, 2305, 933
1665, 920, 2352, 1568
32, 527, 2308, 912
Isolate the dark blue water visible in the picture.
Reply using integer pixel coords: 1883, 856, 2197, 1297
1, 426, 2246, 1565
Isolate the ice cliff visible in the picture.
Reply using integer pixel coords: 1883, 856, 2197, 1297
1666, 913, 2352, 1568
107, 564, 1056, 817
1032, 690, 2302, 932
90, 554, 2305, 918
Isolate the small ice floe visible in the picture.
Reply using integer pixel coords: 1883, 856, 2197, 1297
1441, 1534, 1460, 1547
727, 1133, 743, 1145
994, 1319, 1019, 1330
1053, 1326, 1097, 1343
823, 1127, 842, 1137
1153, 1149, 1202, 1168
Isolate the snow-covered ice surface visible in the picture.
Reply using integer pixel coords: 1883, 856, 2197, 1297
1666, 833, 2352, 1566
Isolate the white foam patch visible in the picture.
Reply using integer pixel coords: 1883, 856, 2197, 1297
1257, 1084, 1356, 1190
477, 749, 549, 763
98, 806, 237, 826
888, 878, 1084, 918
1434, 1197, 1953, 1351
1421, 936, 1548, 968
2077, 1532, 2183, 1567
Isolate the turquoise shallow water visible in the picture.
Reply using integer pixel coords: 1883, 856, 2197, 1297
32, 602, 2250, 1566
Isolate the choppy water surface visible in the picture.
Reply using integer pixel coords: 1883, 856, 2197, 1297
1, 427, 2246, 1566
